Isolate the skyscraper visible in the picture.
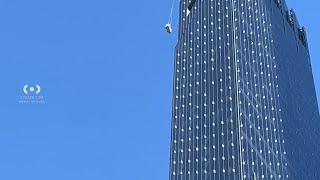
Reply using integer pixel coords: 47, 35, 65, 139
169, 0, 320, 179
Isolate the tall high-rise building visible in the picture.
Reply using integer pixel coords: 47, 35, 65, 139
169, 0, 320, 179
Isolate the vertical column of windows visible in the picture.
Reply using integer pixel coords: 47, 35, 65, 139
202, 0, 210, 179
172, 37, 184, 177
236, 0, 251, 178
170, 48, 180, 179
221, 0, 226, 178
211, 0, 218, 177
186, 6, 195, 179
216, 0, 221, 177
190, 5, 197, 178
178, 28, 187, 178
226, 0, 237, 179
194, 0, 201, 177
232, 0, 246, 179
207, 0, 214, 178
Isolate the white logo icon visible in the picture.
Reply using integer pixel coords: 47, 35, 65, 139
19, 83, 45, 104
23, 84, 41, 95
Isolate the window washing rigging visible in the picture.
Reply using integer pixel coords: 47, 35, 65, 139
165, 0, 197, 34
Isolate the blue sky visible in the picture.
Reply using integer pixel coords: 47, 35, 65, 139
0, 0, 318, 180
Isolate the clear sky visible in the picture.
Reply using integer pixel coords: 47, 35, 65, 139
0, 0, 318, 180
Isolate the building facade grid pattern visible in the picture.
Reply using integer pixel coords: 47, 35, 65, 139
169, 0, 320, 179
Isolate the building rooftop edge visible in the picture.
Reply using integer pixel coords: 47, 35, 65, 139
273, 0, 309, 50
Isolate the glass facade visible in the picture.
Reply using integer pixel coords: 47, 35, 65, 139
169, 0, 320, 179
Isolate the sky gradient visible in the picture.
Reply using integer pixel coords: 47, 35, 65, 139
0, 0, 318, 180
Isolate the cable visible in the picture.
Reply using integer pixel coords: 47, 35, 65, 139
168, 0, 175, 24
